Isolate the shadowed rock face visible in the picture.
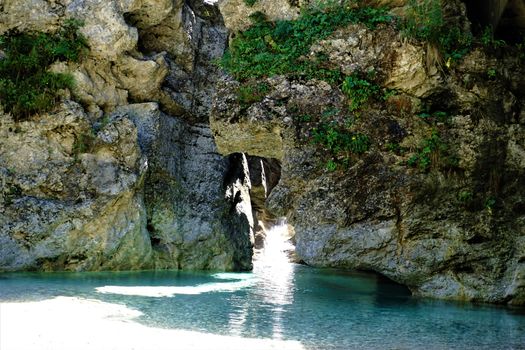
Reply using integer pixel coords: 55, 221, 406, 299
463, 0, 525, 41
130, 1, 254, 271
210, 1, 525, 304
464, 0, 509, 29
130, 104, 254, 271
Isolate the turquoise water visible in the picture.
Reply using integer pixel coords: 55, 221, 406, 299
1, 264, 524, 349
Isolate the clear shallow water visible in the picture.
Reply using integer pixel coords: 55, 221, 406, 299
1, 265, 525, 349
1, 224, 524, 349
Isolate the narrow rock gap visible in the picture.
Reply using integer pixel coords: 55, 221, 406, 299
244, 155, 297, 263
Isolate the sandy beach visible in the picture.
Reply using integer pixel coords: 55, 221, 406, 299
0, 296, 305, 350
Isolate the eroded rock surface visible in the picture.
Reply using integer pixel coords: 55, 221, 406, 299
114, 104, 254, 271
0, 0, 255, 272
0, 102, 152, 271
210, 14, 525, 304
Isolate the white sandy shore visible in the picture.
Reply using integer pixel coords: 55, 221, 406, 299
0, 296, 305, 350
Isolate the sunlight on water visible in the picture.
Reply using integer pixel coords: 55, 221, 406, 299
1, 219, 525, 350
229, 219, 296, 339
0, 296, 305, 350
96, 278, 254, 297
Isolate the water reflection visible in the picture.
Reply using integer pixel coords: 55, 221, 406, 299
229, 220, 295, 339
96, 274, 254, 297
1, 224, 525, 349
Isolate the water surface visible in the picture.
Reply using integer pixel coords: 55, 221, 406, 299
1, 264, 525, 349
1, 224, 524, 349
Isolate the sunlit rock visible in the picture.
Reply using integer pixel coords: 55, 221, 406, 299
0, 102, 152, 271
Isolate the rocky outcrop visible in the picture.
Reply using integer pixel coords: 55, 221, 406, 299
218, 0, 300, 32
0, 0, 255, 272
139, 0, 229, 122
210, 9, 525, 304
0, 0, 174, 117
130, 1, 254, 270
114, 104, 253, 271
1, 0, 523, 307
0, 102, 152, 271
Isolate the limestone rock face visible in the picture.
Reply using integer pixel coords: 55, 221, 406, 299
0, 0, 171, 116
0, 102, 152, 271
66, 0, 138, 60
140, 0, 229, 122
210, 15, 525, 304
218, 0, 300, 32
123, 1, 255, 270
146, 117, 253, 270
0, 0, 60, 34
0, 0, 256, 273
113, 104, 254, 271
309, 24, 441, 98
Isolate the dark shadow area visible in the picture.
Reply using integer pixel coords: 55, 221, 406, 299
463, 0, 525, 42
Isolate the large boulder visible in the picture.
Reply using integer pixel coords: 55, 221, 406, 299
0, 102, 152, 271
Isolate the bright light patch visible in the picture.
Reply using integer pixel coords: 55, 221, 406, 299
0, 297, 305, 350
212, 272, 254, 280
96, 279, 254, 297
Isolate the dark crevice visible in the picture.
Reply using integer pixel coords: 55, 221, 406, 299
467, 234, 492, 244
463, 0, 525, 42
246, 155, 283, 251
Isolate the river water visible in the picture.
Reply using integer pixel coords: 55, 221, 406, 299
1, 223, 524, 349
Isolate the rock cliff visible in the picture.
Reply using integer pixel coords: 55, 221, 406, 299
1, 0, 524, 305
0, 0, 253, 271
210, 0, 525, 304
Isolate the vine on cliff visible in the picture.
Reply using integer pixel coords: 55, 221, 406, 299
0, 19, 88, 121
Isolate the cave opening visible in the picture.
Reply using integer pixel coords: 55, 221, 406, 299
463, 0, 525, 42
244, 155, 296, 265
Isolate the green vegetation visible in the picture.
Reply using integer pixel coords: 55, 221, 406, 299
386, 142, 402, 154
219, 1, 390, 171
480, 26, 506, 49
0, 19, 88, 121
458, 190, 473, 203
401, 0, 472, 62
236, 81, 270, 107
486, 67, 497, 79
417, 110, 450, 124
220, 1, 392, 82
407, 128, 458, 172
311, 121, 370, 171
484, 197, 496, 214
342, 73, 380, 111
243, 0, 258, 7
407, 129, 442, 171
